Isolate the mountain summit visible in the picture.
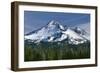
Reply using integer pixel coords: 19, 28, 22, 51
25, 20, 90, 45
46, 20, 65, 30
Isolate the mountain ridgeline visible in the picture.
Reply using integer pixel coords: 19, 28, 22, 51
25, 20, 90, 45
24, 20, 90, 61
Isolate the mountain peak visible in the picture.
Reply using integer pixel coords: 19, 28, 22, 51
75, 27, 82, 31
47, 20, 60, 26
47, 20, 65, 30
74, 27, 86, 35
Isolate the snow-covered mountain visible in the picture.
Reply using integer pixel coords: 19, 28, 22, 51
25, 20, 90, 45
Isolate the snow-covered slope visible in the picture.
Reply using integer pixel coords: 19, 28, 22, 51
73, 27, 90, 40
25, 20, 90, 45
25, 20, 63, 42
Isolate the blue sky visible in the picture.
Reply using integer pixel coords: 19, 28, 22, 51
24, 11, 90, 34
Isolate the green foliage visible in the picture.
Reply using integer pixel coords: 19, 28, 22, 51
24, 41, 90, 61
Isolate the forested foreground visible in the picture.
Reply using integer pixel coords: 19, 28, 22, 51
24, 41, 90, 61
